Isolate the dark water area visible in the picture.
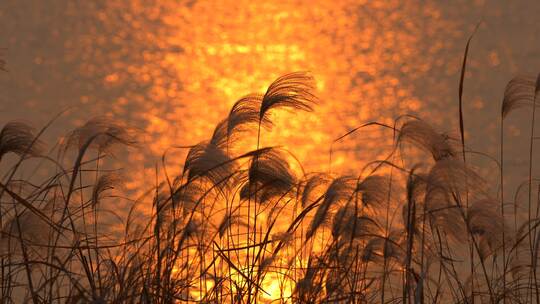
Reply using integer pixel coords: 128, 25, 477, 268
0, 0, 539, 198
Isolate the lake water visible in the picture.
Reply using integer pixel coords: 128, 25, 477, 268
1, 0, 539, 197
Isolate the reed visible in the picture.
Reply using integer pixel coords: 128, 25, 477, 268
0, 60, 539, 303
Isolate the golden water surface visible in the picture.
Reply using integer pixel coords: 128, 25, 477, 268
1, 0, 540, 301
2, 1, 539, 186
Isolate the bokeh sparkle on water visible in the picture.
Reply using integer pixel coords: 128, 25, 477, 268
0, 0, 539, 193
0, 1, 539, 302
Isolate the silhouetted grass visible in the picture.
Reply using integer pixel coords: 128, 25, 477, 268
1, 59, 540, 304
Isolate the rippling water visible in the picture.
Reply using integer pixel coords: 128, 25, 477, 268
0, 1, 539, 302
0, 0, 539, 193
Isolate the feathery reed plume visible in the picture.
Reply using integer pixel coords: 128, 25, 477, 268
259, 72, 318, 122
240, 148, 296, 203
209, 119, 231, 148
91, 173, 123, 207
467, 198, 505, 259
172, 182, 206, 217
423, 158, 486, 238
271, 231, 294, 244
0, 121, 44, 161
331, 204, 380, 240
306, 176, 356, 240
357, 174, 394, 209
227, 95, 272, 136
0, 206, 53, 258
361, 230, 404, 264
295, 256, 324, 302
300, 173, 331, 208
183, 117, 240, 187
183, 216, 203, 239
63, 117, 136, 154
501, 75, 537, 119
424, 158, 486, 203
398, 119, 457, 161
184, 142, 233, 186
217, 214, 245, 238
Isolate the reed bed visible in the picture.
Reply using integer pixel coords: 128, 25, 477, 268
1, 61, 540, 303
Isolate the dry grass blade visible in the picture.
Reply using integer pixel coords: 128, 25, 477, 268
212, 241, 271, 297
458, 23, 479, 162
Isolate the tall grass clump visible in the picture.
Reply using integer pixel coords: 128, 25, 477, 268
1, 52, 540, 303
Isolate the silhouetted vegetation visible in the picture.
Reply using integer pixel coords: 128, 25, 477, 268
1, 59, 540, 303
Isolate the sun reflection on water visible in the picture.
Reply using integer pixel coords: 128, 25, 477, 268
1, 1, 504, 301
96, 0, 460, 196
